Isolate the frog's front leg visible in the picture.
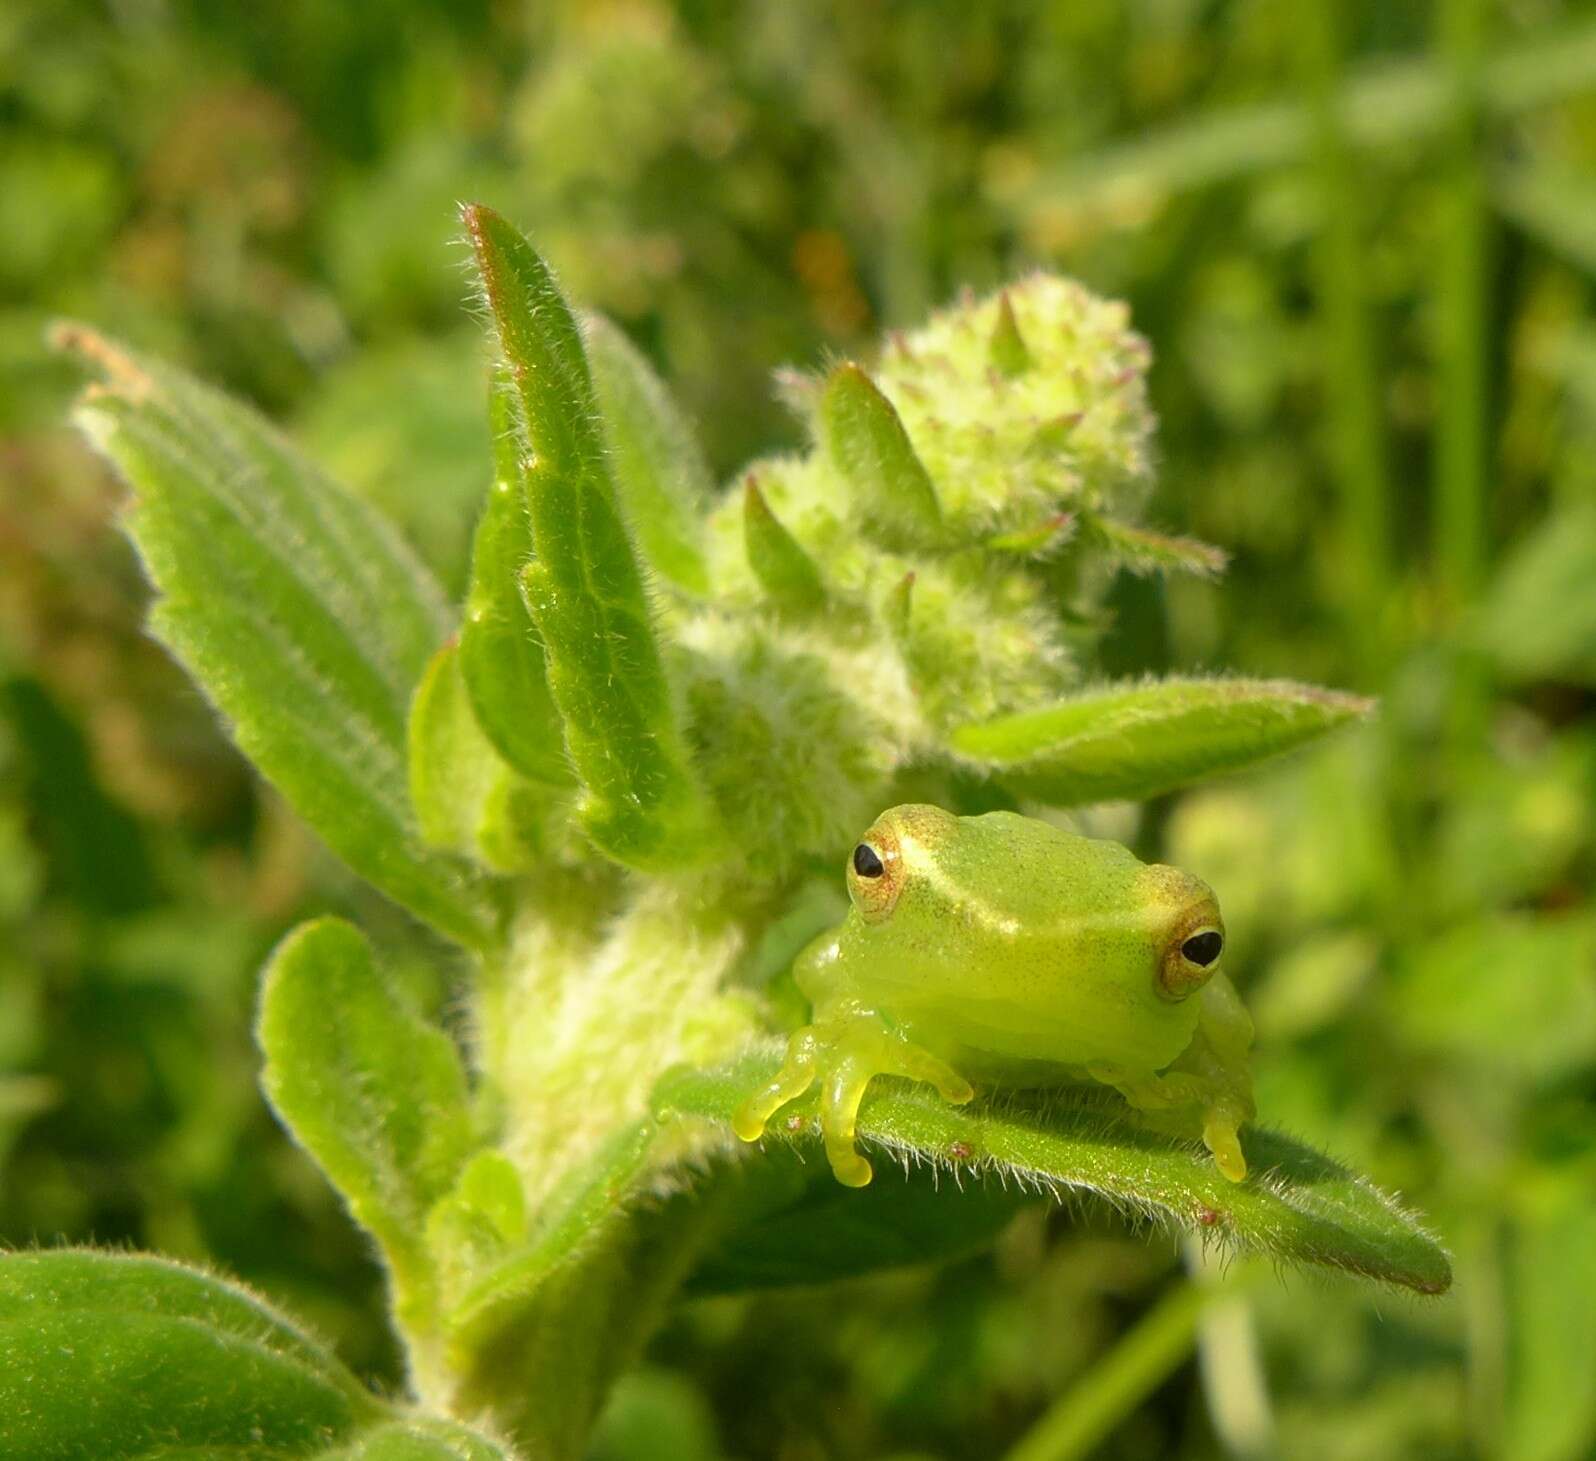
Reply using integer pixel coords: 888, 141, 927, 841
1091, 974, 1255, 1184
1090, 1063, 1248, 1183
733, 1013, 974, 1187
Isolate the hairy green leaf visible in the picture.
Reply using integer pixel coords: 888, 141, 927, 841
56, 325, 497, 949
259, 918, 475, 1337
657, 1051, 1452, 1295
743, 475, 828, 615
0, 1249, 380, 1457
458, 378, 571, 787
0, 1251, 518, 1461
820, 362, 945, 549
952, 677, 1373, 804
463, 204, 720, 871
585, 313, 713, 595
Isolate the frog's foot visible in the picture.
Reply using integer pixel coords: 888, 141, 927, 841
732, 1019, 973, 1188
1090, 1065, 1249, 1183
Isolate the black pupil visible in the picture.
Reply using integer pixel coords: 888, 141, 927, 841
1182, 931, 1223, 967
853, 844, 885, 878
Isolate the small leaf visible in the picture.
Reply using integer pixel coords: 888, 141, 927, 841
743, 475, 827, 615
820, 362, 945, 549
951, 677, 1373, 805
657, 1051, 1452, 1295
585, 313, 713, 595
259, 918, 475, 1335
440, 1123, 721, 1461
427, 1150, 530, 1300
458, 378, 572, 788
1081, 513, 1229, 578
447, 1121, 656, 1346
464, 204, 720, 871
56, 324, 497, 950
989, 291, 1033, 377
409, 639, 509, 859
0, 1249, 381, 1457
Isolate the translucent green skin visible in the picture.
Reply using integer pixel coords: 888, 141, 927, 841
734, 805, 1255, 1186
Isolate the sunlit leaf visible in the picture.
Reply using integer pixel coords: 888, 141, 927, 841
463, 205, 720, 871
259, 918, 475, 1335
952, 677, 1372, 804
57, 325, 497, 949
657, 1049, 1452, 1295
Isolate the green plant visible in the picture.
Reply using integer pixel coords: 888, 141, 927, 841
12, 206, 1449, 1459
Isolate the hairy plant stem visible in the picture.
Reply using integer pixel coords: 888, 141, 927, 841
473, 874, 754, 1205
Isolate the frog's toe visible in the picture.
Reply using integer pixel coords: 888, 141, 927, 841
820, 1054, 879, 1187
892, 1045, 974, 1105
829, 1148, 874, 1187
1203, 1114, 1247, 1183
733, 1029, 819, 1143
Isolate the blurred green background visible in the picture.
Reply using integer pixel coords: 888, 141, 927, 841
3, 1, 1595, 1457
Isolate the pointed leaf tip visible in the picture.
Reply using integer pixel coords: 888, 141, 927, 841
820, 362, 945, 549
989, 291, 1033, 377
743, 477, 827, 615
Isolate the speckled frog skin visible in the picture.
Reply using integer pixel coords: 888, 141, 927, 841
734, 804, 1255, 1186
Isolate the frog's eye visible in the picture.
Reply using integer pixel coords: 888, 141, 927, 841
846, 822, 904, 923
853, 843, 885, 878
1159, 921, 1224, 999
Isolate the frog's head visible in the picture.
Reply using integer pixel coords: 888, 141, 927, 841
1136, 861, 1226, 1001
846, 803, 1226, 1004
844, 803, 959, 925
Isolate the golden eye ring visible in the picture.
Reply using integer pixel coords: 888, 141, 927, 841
846, 819, 904, 923
1158, 919, 1224, 1000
